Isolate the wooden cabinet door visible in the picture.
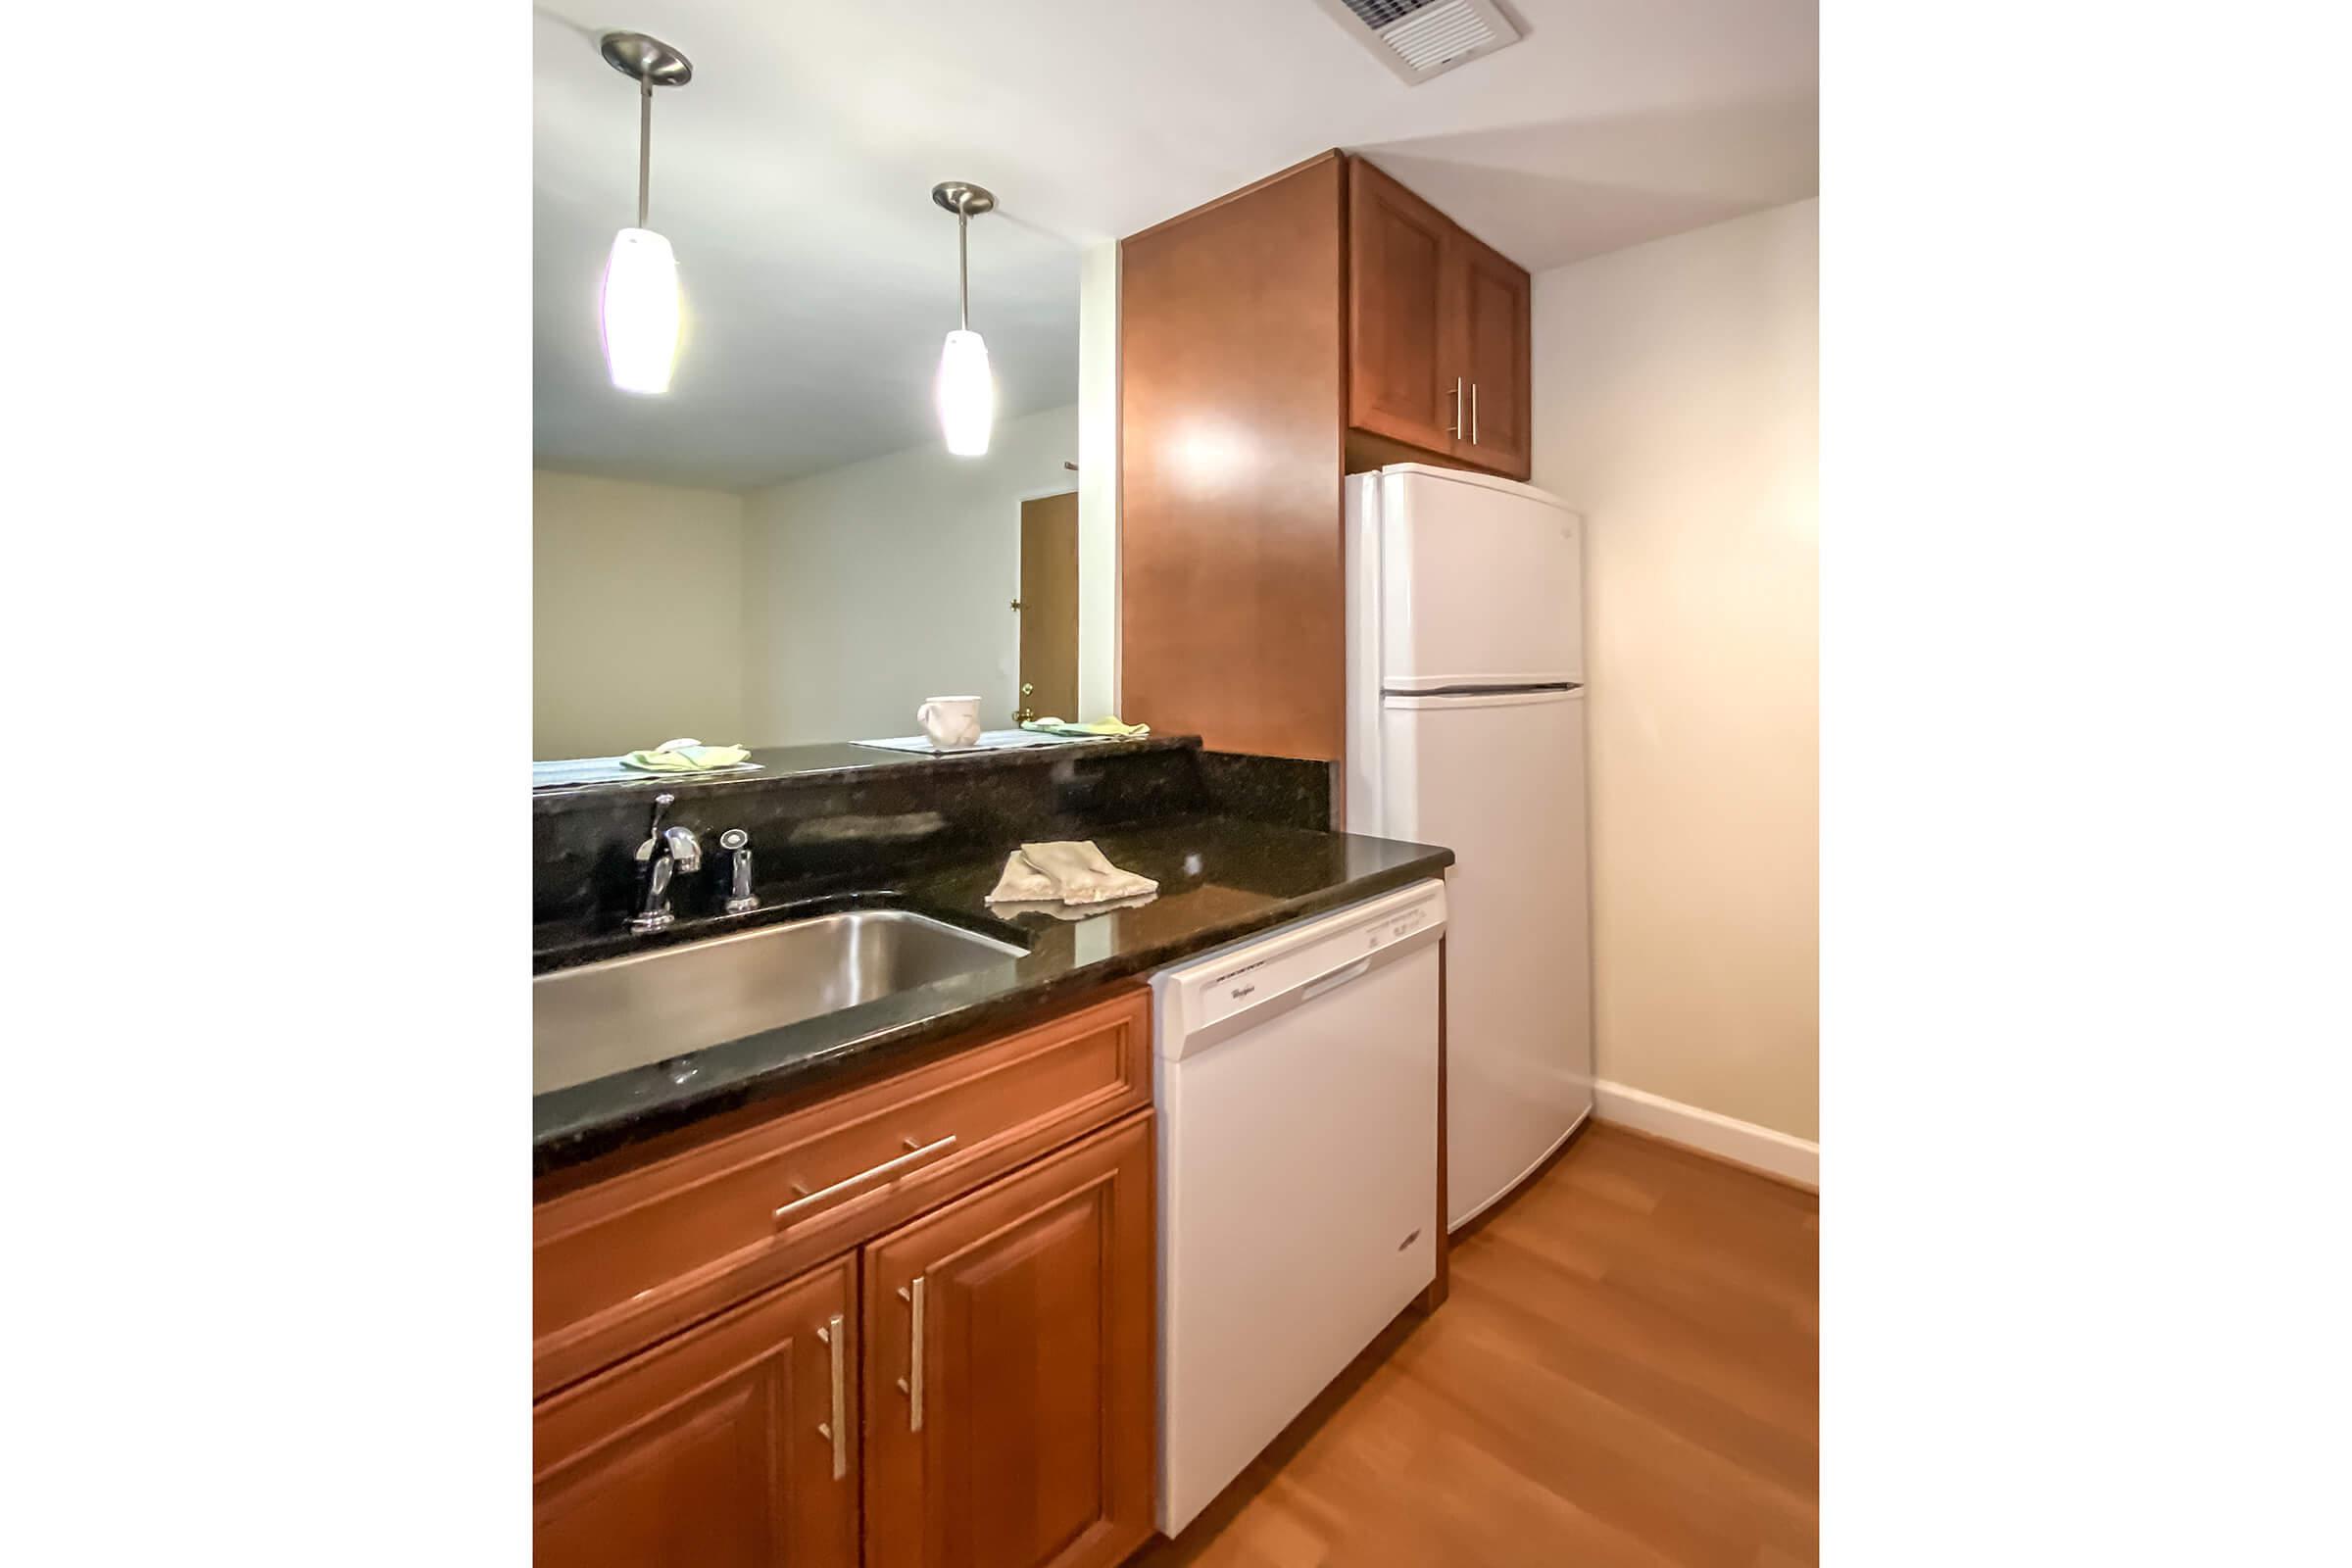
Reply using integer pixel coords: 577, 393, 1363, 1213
862, 1113, 1155, 1568
534, 1255, 858, 1568
1348, 157, 1461, 456
1452, 231, 1532, 479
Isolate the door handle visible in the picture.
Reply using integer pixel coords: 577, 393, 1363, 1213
1301, 956, 1375, 1004
897, 1276, 927, 1432
815, 1312, 847, 1480
1447, 376, 1463, 438
773, 1134, 959, 1226
1471, 382, 1480, 445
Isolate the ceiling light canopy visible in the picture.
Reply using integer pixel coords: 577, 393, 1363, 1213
599, 31, 692, 395
932, 182, 999, 457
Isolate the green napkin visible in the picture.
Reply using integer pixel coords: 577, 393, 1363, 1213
618, 738, 753, 772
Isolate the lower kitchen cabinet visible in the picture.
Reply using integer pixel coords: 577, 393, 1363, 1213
862, 1113, 1156, 1568
533, 1253, 858, 1568
531, 989, 1158, 1568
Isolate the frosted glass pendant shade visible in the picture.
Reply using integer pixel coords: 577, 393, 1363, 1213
601, 227, 680, 394
936, 328, 995, 455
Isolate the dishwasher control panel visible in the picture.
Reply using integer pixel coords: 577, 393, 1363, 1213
1152, 878, 1448, 1055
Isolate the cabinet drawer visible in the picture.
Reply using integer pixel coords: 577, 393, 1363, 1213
534, 987, 1151, 1396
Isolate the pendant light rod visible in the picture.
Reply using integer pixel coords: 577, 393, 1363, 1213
932, 182, 999, 334
638, 78, 653, 228
600, 31, 694, 230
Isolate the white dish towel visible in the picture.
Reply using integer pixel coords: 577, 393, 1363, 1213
984, 841, 1159, 906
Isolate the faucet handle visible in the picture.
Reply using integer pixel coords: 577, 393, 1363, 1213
662, 823, 703, 873
719, 828, 749, 852
636, 792, 679, 861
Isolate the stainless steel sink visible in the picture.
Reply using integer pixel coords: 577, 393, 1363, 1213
534, 909, 1026, 1095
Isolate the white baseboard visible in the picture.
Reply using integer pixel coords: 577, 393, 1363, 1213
1592, 1080, 1819, 1191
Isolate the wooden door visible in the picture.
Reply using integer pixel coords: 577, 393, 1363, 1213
1452, 232, 1532, 479
862, 1113, 1155, 1568
1017, 490, 1080, 720
534, 1255, 858, 1568
1348, 157, 1461, 456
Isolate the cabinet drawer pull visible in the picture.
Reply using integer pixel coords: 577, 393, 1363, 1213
814, 1313, 847, 1480
1448, 376, 1464, 438
897, 1276, 928, 1432
773, 1134, 959, 1226
1471, 381, 1480, 445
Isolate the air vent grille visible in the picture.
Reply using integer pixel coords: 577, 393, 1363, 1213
1339, 0, 1439, 25
1314, 0, 1525, 84
1382, 2, 1497, 71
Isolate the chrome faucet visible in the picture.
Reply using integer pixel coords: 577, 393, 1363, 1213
630, 793, 704, 933
719, 827, 758, 914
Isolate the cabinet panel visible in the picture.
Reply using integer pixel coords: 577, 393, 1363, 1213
1454, 234, 1532, 479
1120, 150, 1347, 761
862, 1113, 1155, 1568
534, 1255, 857, 1568
1348, 158, 1459, 455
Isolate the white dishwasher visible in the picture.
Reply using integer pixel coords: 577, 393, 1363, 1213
1150, 877, 1447, 1537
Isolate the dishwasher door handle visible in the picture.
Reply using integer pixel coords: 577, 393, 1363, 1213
1299, 956, 1376, 1005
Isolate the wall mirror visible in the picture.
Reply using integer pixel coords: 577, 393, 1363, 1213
531, 4, 1102, 775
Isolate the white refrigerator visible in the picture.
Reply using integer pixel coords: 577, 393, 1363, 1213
1344, 463, 1592, 1231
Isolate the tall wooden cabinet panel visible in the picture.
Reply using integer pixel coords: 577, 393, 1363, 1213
533, 1255, 858, 1568
1119, 151, 1348, 762
1348, 158, 1459, 456
1452, 231, 1533, 476
860, 1113, 1155, 1568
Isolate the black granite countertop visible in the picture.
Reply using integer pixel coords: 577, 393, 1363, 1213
532, 814, 1452, 1176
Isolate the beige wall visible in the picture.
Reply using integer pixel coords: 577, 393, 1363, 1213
1076, 244, 1120, 718
742, 404, 1079, 746
1532, 200, 1819, 1141
532, 470, 748, 759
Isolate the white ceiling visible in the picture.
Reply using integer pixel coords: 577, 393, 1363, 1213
533, 0, 1817, 490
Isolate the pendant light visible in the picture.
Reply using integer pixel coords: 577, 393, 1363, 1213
598, 31, 692, 394
931, 182, 999, 456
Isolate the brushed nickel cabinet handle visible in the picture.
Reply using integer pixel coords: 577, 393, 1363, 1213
1447, 376, 1464, 438
1471, 382, 1480, 445
814, 1313, 847, 1480
773, 1134, 959, 1226
896, 1276, 928, 1432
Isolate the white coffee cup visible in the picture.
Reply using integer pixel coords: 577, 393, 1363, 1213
915, 695, 982, 751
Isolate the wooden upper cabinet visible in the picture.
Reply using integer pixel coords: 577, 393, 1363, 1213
1349, 158, 1459, 455
1452, 230, 1533, 477
1345, 156, 1533, 481
534, 1255, 858, 1568
1119, 150, 1534, 760
861, 1113, 1155, 1568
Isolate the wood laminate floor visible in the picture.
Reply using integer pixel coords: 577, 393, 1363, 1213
1132, 1124, 1820, 1567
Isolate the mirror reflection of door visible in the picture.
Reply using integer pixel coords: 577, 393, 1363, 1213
1017, 489, 1080, 719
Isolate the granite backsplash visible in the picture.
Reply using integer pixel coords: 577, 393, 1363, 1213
532, 738, 1335, 937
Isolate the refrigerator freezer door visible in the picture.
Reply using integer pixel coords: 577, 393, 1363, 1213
1378, 687, 1592, 1228
1373, 466, 1583, 692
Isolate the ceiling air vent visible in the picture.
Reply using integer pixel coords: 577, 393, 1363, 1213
1313, 0, 1525, 83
